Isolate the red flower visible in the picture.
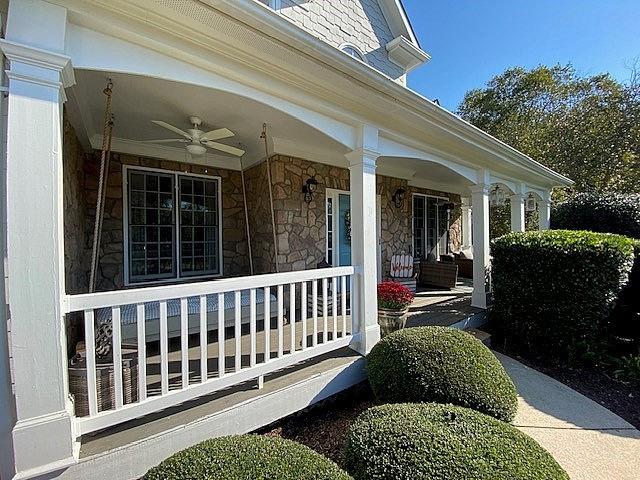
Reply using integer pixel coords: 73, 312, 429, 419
378, 281, 414, 311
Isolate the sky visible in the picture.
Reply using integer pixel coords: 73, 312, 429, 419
402, 0, 640, 112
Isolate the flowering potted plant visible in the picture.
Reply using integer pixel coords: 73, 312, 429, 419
377, 281, 414, 336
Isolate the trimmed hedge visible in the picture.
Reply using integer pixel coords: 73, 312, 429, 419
142, 435, 352, 480
491, 230, 636, 362
344, 403, 569, 480
366, 326, 517, 422
551, 192, 640, 239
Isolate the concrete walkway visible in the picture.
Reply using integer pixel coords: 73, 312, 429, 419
497, 353, 640, 480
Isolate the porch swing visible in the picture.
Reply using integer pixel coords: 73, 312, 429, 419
86, 84, 283, 354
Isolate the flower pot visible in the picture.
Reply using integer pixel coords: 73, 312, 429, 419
378, 308, 409, 337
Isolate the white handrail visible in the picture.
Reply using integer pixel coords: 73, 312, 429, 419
63, 266, 355, 312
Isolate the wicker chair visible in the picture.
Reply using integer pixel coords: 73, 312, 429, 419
389, 253, 417, 293
419, 260, 459, 289
454, 252, 473, 279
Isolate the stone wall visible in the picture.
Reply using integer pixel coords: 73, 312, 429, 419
63, 115, 90, 295
79, 154, 250, 292
244, 154, 461, 278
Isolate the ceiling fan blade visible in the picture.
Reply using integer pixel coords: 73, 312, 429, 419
201, 128, 234, 142
142, 139, 190, 144
152, 120, 192, 140
203, 141, 245, 157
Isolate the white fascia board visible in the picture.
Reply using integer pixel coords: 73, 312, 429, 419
379, 0, 421, 48
386, 36, 430, 72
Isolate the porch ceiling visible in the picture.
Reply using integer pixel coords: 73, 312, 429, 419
377, 156, 474, 196
66, 70, 349, 170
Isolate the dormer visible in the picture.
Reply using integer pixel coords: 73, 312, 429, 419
258, 0, 430, 83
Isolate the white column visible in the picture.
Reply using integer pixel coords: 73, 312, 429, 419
0, 36, 77, 476
345, 126, 380, 355
461, 197, 472, 249
509, 186, 526, 232
471, 184, 490, 309
539, 190, 552, 230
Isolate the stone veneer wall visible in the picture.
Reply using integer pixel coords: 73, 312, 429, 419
244, 155, 461, 279
63, 115, 90, 295
79, 154, 250, 292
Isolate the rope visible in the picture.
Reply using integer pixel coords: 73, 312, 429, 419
261, 123, 280, 273
89, 80, 114, 293
238, 148, 254, 275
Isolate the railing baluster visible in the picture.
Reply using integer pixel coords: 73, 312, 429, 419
312, 279, 318, 347
218, 293, 225, 378
289, 283, 296, 354
301, 281, 307, 350
264, 286, 270, 362
180, 298, 189, 389
160, 301, 169, 395
200, 296, 207, 383
277, 284, 284, 357
332, 277, 338, 341
234, 291, 242, 372
136, 303, 147, 401
250, 288, 257, 367
322, 278, 328, 343
341, 276, 347, 337
112, 306, 123, 409
84, 309, 98, 416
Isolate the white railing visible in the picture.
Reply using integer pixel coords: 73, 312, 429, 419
63, 266, 355, 436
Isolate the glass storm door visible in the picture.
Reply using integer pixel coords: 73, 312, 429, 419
338, 194, 352, 266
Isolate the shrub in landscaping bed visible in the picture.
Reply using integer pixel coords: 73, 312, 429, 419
344, 403, 569, 480
551, 192, 640, 239
366, 326, 517, 422
491, 230, 636, 363
143, 435, 352, 480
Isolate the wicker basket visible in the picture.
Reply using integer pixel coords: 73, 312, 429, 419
69, 348, 138, 417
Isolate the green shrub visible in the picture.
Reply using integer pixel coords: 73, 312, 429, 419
366, 326, 517, 422
343, 403, 568, 480
551, 192, 640, 239
611, 241, 640, 341
143, 435, 352, 480
491, 230, 636, 363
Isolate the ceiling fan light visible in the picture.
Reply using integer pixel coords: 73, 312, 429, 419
186, 143, 207, 156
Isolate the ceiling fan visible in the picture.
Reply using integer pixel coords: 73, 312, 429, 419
145, 115, 245, 157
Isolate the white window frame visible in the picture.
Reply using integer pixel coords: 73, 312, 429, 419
122, 164, 224, 286
338, 43, 368, 64
412, 193, 450, 260
268, 0, 282, 10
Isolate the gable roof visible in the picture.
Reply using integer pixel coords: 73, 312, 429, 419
378, 0, 420, 48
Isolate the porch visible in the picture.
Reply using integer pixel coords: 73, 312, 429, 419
0, 7, 570, 476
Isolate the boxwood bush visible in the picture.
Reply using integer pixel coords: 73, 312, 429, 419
491, 230, 636, 362
343, 403, 569, 480
551, 192, 640, 239
366, 326, 517, 422
142, 435, 352, 480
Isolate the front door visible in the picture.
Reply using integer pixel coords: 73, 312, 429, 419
326, 190, 381, 279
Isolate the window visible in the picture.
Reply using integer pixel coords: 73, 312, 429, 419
340, 44, 366, 63
126, 168, 222, 284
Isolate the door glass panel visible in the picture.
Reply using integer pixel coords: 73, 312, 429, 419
338, 194, 352, 266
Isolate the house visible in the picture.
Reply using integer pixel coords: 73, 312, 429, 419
0, 0, 572, 478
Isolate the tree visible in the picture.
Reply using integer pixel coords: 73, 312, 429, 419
458, 65, 640, 194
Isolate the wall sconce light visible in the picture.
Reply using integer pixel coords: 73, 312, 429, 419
302, 176, 318, 203
490, 185, 506, 207
392, 187, 406, 208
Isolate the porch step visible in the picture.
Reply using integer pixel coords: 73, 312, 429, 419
67, 348, 364, 480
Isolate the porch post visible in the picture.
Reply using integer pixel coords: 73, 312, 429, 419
509, 184, 526, 232
346, 126, 380, 355
539, 190, 552, 230
0, 28, 77, 478
461, 197, 472, 249
470, 183, 490, 309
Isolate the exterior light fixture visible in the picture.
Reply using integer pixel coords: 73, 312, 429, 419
392, 187, 406, 208
490, 185, 506, 207
302, 176, 318, 203
526, 193, 537, 212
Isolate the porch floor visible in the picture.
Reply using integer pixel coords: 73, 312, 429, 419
407, 278, 484, 329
